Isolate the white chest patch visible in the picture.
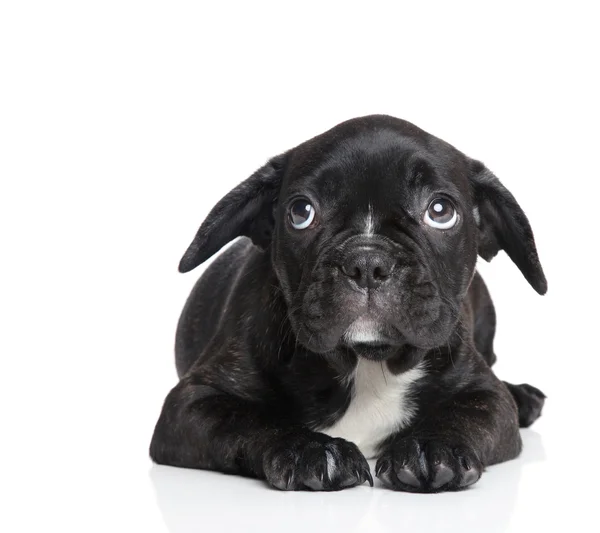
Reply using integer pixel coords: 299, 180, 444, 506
320, 360, 425, 459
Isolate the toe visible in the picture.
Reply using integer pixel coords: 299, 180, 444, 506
397, 466, 421, 488
431, 462, 454, 489
458, 455, 482, 487
303, 473, 325, 491
460, 466, 481, 487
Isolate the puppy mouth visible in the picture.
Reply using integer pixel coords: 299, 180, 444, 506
342, 318, 403, 360
349, 341, 399, 361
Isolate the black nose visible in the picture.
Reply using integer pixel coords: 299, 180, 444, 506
340, 248, 395, 289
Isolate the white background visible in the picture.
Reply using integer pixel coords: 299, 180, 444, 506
1, 2, 598, 532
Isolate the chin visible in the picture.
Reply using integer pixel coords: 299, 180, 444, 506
340, 318, 406, 361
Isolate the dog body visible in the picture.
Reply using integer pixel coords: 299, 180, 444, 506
151, 115, 546, 492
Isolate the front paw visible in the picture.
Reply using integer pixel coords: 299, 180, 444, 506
375, 438, 483, 493
263, 433, 373, 491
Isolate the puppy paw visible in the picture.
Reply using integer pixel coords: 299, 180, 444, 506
263, 434, 373, 491
375, 438, 483, 493
509, 383, 546, 427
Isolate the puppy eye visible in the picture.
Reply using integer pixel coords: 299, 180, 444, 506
424, 198, 458, 229
289, 199, 316, 230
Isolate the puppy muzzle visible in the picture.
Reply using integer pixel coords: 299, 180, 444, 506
339, 245, 396, 290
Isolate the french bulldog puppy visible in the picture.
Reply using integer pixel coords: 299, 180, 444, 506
150, 115, 546, 492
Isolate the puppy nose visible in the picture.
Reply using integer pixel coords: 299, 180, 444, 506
340, 249, 395, 289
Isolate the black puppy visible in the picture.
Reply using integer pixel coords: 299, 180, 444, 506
150, 115, 546, 492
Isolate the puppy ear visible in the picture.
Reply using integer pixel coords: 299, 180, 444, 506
178, 153, 288, 273
470, 160, 547, 295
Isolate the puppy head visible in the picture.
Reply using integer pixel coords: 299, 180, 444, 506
180, 115, 546, 359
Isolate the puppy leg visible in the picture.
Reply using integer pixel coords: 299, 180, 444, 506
469, 272, 497, 367
150, 377, 372, 491
376, 377, 521, 493
503, 381, 546, 427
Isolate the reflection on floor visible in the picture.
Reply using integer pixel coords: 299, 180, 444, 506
150, 429, 546, 533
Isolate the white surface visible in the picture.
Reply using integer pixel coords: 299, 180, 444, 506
1, 2, 598, 532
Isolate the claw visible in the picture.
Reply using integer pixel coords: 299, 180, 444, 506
375, 458, 389, 477
365, 467, 374, 487
285, 470, 295, 490
418, 449, 429, 477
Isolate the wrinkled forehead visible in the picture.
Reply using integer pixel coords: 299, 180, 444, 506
284, 128, 468, 200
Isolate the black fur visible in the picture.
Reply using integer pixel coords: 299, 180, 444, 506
150, 115, 546, 492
